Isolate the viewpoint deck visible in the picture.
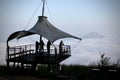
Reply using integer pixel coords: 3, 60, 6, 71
6, 44, 71, 68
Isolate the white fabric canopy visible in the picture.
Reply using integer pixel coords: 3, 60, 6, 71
8, 16, 81, 42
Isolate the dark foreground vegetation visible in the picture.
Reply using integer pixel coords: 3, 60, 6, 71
61, 65, 120, 80
0, 65, 120, 80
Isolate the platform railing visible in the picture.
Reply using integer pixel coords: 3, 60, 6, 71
7, 44, 71, 60
8, 44, 35, 59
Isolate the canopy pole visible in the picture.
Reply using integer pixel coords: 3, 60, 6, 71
40, 35, 42, 42
41, 0, 45, 41
42, 0, 45, 16
6, 41, 10, 67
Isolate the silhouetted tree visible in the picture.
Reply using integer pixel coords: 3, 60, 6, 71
111, 58, 120, 68
98, 53, 111, 67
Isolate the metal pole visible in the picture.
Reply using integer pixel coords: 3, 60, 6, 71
40, 0, 46, 42
6, 41, 10, 67
40, 35, 42, 42
42, 0, 45, 16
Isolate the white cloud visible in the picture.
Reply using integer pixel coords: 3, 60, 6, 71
0, 36, 120, 65
62, 37, 120, 65
0, 43, 6, 65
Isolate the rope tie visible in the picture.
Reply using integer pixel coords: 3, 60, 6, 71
24, 0, 42, 30
71, 40, 81, 52
46, 1, 54, 24
28, 36, 35, 43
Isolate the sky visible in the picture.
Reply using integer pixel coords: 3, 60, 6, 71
0, 0, 120, 65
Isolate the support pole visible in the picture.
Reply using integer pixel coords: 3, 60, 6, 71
47, 40, 51, 72
42, 0, 45, 16
40, 35, 42, 42
47, 49, 50, 71
56, 63, 61, 75
6, 41, 10, 67
40, 0, 45, 41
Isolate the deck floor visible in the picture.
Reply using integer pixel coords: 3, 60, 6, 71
7, 52, 70, 64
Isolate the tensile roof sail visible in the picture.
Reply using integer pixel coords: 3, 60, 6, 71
8, 16, 81, 42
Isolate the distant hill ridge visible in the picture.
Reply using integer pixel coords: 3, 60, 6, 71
82, 32, 104, 39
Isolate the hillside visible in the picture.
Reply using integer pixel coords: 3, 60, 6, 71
0, 65, 120, 80
82, 32, 104, 39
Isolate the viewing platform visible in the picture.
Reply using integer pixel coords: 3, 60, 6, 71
6, 44, 71, 68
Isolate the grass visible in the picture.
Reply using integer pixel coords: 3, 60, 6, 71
60, 65, 120, 80
0, 65, 120, 80
0, 65, 56, 80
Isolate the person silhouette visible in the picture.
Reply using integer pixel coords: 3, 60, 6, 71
36, 41, 39, 53
40, 40, 44, 51
59, 40, 64, 56
47, 40, 51, 53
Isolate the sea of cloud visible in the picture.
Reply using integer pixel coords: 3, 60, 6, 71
0, 36, 120, 65
62, 37, 120, 65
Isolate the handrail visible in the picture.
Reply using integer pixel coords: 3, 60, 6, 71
9, 49, 34, 59
9, 49, 34, 56
8, 44, 71, 60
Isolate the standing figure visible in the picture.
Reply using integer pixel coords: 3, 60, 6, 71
59, 40, 64, 56
36, 41, 39, 53
40, 40, 44, 52
47, 40, 51, 53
